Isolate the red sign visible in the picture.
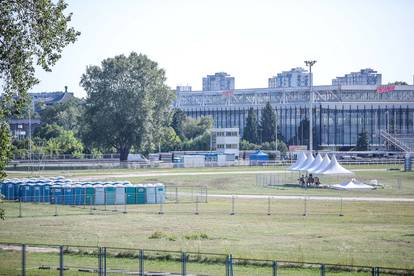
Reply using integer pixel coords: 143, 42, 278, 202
222, 90, 234, 97
376, 85, 396, 94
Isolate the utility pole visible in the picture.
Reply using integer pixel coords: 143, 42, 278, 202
304, 60, 317, 152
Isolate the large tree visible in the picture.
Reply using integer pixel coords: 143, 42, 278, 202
355, 130, 369, 151
80, 52, 174, 161
0, 0, 79, 201
171, 108, 187, 139
260, 102, 277, 143
243, 107, 259, 144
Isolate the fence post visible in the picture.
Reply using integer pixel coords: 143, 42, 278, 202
158, 200, 164, 215
303, 195, 307, 216
22, 244, 26, 276
139, 249, 144, 276
19, 199, 22, 218
267, 196, 271, 216
55, 199, 58, 216
123, 192, 127, 214
229, 254, 234, 276
175, 187, 178, 203
225, 255, 229, 276
230, 196, 235, 215
181, 252, 187, 276
195, 195, 199, 215
371, 267, 375, 276
339, 196, 344, 216
98, 247, 102, 276
103, 247, 107, 276
320, 264, 325, 276
272, 260, 277, 276
59, 245, 64, 276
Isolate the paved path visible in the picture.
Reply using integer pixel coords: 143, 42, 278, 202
74, 168, 387, 181
206, 193, 414, 202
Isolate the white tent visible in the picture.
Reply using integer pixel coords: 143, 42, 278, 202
331, 179, 374, 190
319, 155, 353, 175
306, 153, 323, 173
288, 152, 307, 171
310, 154, 331, 174
298, 152, 315, 171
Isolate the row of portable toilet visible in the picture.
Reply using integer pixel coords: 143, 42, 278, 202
49, 183, 165, 205
1, 179, 165, 205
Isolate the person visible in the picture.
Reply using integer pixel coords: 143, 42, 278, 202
298, 175, 305, 187
307, 174, 314, 186
315, 176, 320, 186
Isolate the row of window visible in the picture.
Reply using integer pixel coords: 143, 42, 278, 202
216, 144, 238, 149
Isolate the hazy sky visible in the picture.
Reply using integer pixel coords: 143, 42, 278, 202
32, 0, 414, 97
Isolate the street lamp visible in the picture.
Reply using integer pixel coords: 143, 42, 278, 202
304, 60, 317, 151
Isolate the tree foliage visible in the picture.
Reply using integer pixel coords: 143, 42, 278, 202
37, 97, 84, 133
160, 127, 182, 152
260, 102, 277, 143
80, 52, 174, 161
0, 0, 79, 179
171, 108, 187, 139
355, 130, 369, 151
181, 116, 213, 140
243, 108, 259, 144
0, 122, 12, 179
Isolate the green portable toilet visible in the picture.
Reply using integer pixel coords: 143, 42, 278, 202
85, 184, 95, 205
125, 184, 136, 204
104, 184, 116, 205
136, 184, 146, 204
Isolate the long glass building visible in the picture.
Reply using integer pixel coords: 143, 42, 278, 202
174, 85, 414, 150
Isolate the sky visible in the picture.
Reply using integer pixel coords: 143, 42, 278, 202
32, 0, 414, 98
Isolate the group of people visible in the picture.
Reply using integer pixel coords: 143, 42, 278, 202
298, 174, 321, 187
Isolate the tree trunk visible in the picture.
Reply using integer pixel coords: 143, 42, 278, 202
119, 146, 130, 161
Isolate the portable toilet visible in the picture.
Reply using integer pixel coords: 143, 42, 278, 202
51, 185, 64, 204
85, 184, 95, 205
145, 184, 156, 204
0, 181, 5, 198
155, 183, 165, 203
5, 182, 16, 200
43, 183, 52, 203
63, 185, 74, 205
33, 183, 43, 203
20, 183, 32, 202
125, 184, 136, 204
94, 185, 105, 205
115, 184, 126, 205
136, 184, 146, 204
104, 184, 116, 205
73, 184, 84, 205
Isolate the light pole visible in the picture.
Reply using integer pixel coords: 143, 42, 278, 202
304, 60, 317, 151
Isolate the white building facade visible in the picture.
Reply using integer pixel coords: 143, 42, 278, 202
268, 67, 311, 88
211, 128, 240, 156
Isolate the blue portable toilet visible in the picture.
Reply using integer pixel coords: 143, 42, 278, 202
104, 184, 116, 205
43, 183, 52, 203
85, 184, 95, 205
94, 185, 105, 205
63, 185, 74, 205
115, 184, 126, 205
0, 180, 6, 198
20, 183, 32, 202
5, 182, 17, 200
155, 183, 165, 203
146, 184, 156, 204
249, 150, 269, 166
32, 183, 43, 202
73, 184, 84, 205
51, 185, 64, 204
125, 184, 136, 204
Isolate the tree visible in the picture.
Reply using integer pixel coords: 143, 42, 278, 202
46, 130, 84, 156
160, 127, 182, 152
171, 108, 187, 139
0, 0, 79, 173
0, 122, 12, 179
181, 116, 213, 140
80, 52, 174, 161
260, 102, 277, 143
38, 97, 84, 133
34, 123, 65, 140
355, 130, 369, 151
243, 108, 259, 144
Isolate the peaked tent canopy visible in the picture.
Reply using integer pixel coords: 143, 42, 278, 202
319, 155, 353, 175
311, 154, 331, 174
306, 154, 323, 173
288, 152, 307, 171
331, 179, 374, 190
298, 152, 315, 171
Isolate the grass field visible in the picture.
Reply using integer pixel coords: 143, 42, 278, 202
1, 165, 414, 275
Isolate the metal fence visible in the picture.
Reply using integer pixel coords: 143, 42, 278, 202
0, 242, 412, 275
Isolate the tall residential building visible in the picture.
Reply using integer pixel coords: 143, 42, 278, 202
202, 72, 235, 91
332, 68, 382, 86
268, 67, 311, 88
176, 85, 192, 92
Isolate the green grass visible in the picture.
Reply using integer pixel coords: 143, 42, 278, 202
1, 198, 413, 270
1, 165, 414, 274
